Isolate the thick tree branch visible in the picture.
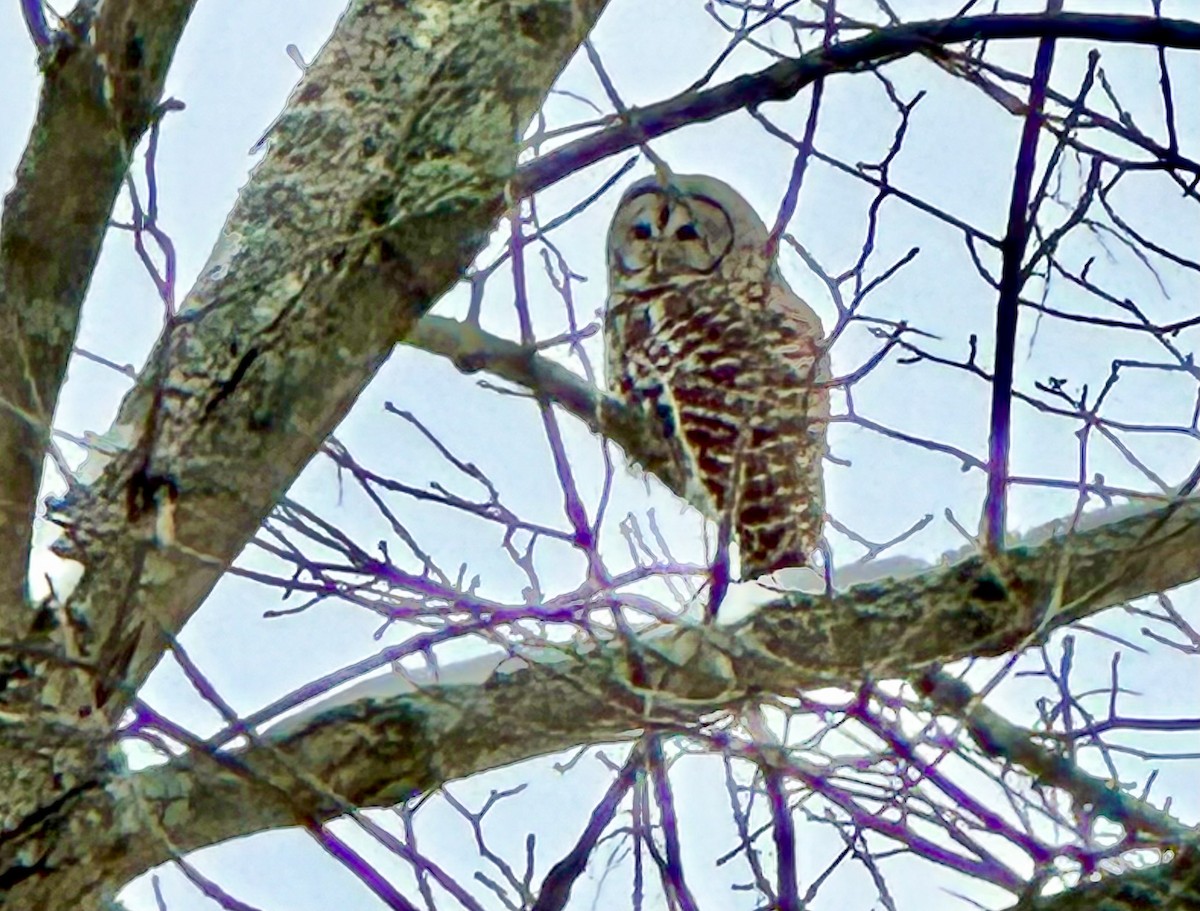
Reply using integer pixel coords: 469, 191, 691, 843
1017, 847, 1200, 910
406, 316, 689, 492
0, 0, 196, 632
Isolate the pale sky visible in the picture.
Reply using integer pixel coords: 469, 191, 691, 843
2, 1, 1198, 909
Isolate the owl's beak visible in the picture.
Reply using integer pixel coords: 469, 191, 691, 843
645, 246, 669, 281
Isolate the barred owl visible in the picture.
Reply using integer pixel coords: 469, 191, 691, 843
604, 174, 829, 580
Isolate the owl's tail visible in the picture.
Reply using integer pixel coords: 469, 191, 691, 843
732, 444, 825, 580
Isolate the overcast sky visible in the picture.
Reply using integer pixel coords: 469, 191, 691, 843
3, 1, 1198, 909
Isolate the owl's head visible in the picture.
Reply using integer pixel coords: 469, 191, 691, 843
606, 173, 772, 293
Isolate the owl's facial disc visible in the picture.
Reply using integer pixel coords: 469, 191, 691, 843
610, 190, 735, 290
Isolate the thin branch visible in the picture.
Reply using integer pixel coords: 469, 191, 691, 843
531, 747, 643, 911
984, 1, 1062, 551
514, 13, 1200, 198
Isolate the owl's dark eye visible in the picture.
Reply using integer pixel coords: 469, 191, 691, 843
631, 223, 652, 240
675, 223, 700, 241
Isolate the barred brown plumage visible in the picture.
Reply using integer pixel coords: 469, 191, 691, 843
604, 174, 829, 581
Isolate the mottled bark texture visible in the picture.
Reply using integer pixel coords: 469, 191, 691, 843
0, 0, 607, 906
0, 0, 198, 635
1017, 848, 1200, 911
0, 1, 200, 905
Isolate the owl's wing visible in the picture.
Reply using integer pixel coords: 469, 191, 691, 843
603, 303, 627, 397
767, 282, 830, 417
728, 280, 829, 578
602, 293, 707, 510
